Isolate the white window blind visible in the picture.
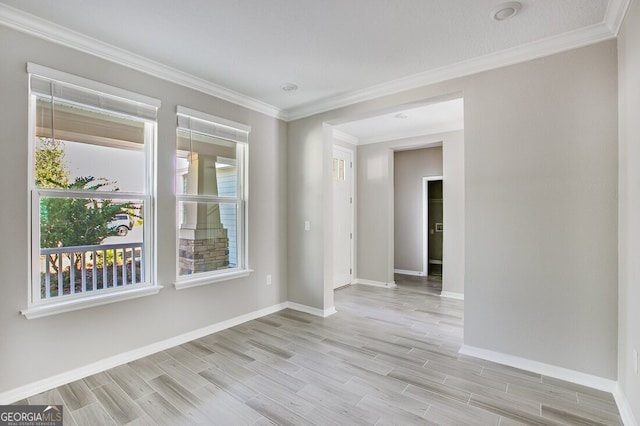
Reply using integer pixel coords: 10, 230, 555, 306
177, 106, 250, 143
28, 63, 160, 121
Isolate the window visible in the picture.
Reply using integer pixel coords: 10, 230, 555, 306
175, 106, 250, 288
24, 63, 160, 319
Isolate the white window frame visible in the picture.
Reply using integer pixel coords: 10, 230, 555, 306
174, 106, 251, 289
23, 64, 161, 319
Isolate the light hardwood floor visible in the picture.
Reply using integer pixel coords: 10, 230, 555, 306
17, 275, 622, 425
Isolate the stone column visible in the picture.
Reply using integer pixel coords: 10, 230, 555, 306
179, 153, 229, 275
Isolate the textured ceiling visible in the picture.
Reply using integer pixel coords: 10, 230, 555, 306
0, 0, 622, 119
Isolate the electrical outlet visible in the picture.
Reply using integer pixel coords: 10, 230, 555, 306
634, 349, 638, 375
266, 274, 272, 286
304, 220, 311, 231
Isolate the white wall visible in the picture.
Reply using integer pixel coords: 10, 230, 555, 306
618, 0, 640, 420
394, 147, 443, 274
288, 40, 617, 380
0, 26, 288, 396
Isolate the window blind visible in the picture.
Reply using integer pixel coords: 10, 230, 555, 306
177, 106, 250, 144
28, 63, 160, 121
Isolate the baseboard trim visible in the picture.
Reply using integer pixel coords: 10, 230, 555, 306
0, 302, 288, 405
355, 278, 397, 288
613, 383, 638, 426
459, 345, 617, 393
440, 291, 464, 300
394, 269, 424, 276
286, 301, 337, 318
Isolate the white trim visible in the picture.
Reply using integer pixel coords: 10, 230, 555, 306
332, 128, 359, 145
423, 176, 443, 277
175, 117, 249, 282
2, 301, 288, 404
440, 291, 464, 300
285, 23, 617, 121
355, 278, 397, 288
27, 62, 160, 108
459, 345, 617, 393
613, 383, 639, 426
286, 301, 337, 318
394, 269, 424, 277
359, 123, 464, 146
333, 144, 356, 288
174, 269, 253, 290
605, 0, 633, 35
0, 4, 283, 120
176, 105, 251, 134
21, 285, 162, 320
1, 3, 631, 122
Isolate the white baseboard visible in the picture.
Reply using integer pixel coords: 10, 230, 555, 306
286, 301, 337, 318
0, 299, 342, 404
0, 302, 288, 405
440, 291, 464, 300
394, 269, 424, 276
459, 345, 617, 393
613, 383, 639, 426
355, 278, 397, 288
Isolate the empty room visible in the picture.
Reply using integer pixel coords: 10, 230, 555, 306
0, 1, 639, 425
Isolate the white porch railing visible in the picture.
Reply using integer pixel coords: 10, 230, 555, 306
40, 242, 144, 299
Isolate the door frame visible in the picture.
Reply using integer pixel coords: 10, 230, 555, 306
333, 144, 355, 288
422, 176, 443, 276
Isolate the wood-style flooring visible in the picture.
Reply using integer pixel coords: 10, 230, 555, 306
16, 275, 622, 425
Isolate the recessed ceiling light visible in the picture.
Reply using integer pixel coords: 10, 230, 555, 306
280, 83, 299, 92
395, 113, 409, 119
490, 1, 522, 21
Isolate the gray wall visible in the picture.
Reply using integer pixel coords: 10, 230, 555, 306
394, 147, 443, 273
618, 0, 640, 419
0, 26, 288, 394
463, 42, 617, 379
356, 131, 464, 293
442, 131, 465, 296
288, 41, 618, 379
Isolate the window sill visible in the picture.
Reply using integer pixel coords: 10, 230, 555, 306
174, 269, 253, 290
21, 284, 162, 319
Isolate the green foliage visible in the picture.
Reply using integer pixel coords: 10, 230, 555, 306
39, 177, 133, 248
35, 139, 132, 249
35, 138, 70, 188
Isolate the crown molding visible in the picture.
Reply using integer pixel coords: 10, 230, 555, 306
332, 128, 359, 145
605, 0, 633, 35
284, 21, 617, 121
357, 123, 464, 146
1, 1, 630, 123
0, 3, 285, 120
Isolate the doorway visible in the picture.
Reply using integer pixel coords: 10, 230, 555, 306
423, 177, 443, 277
333, 145, 354, 289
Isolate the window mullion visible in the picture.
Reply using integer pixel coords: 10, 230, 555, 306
176, 194, 239, 204
36, 188, 145, 200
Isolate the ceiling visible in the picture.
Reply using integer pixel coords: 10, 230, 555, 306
0, 1, 629, 121
334, 98, 464, 145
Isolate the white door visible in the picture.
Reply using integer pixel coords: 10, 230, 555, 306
333, 146, 354, 289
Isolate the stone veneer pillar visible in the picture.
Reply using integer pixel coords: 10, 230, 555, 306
178, 153, 229, 275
